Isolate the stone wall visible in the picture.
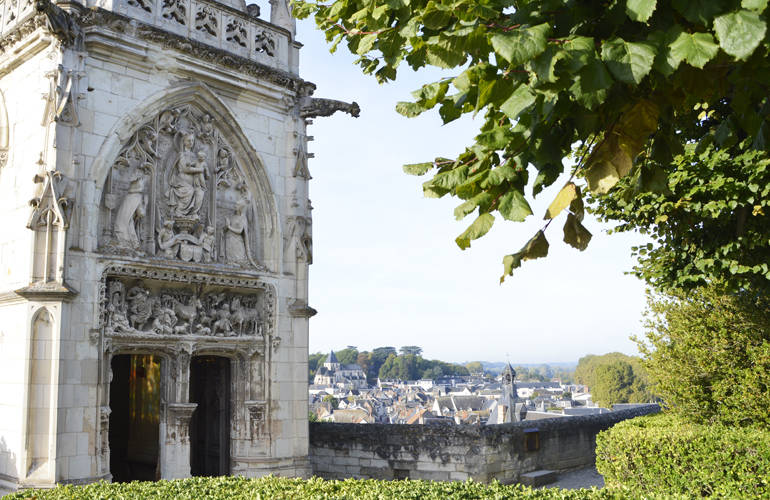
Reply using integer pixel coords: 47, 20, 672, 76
309, 405, 660, 483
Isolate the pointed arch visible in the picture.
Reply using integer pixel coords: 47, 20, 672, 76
89, 81, 280, 269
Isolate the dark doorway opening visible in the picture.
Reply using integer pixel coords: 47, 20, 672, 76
190, 356, 231, 476
109, 354, 162, 482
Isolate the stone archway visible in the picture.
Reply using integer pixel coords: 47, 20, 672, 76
88, 82, 280, 271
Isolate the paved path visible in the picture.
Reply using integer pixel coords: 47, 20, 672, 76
538, 467, 605, 490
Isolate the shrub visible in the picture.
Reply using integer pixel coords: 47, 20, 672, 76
5, 475, 671, 500
597, 414, 770, 497
638, 284, 770, 427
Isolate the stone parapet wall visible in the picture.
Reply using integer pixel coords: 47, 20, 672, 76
309, 405, 660, 484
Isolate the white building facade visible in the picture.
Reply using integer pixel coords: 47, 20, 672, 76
0, 0, 355, 489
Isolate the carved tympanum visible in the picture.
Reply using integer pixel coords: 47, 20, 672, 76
99, 105, 262, 270
104, 277, 267, 338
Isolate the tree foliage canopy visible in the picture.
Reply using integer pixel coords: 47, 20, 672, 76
575, 352, 652, 406
638, 284, 770, 427
294, 0, 770, 289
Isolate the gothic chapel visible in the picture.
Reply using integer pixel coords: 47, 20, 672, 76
0, 0, 356, 489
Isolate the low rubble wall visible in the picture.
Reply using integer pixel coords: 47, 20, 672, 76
309, 405, 659, 483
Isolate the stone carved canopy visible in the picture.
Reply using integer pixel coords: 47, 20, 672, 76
99, 104, 264, 270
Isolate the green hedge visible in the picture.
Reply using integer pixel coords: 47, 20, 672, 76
5, 476, 675, 500
597, 414, 770, 497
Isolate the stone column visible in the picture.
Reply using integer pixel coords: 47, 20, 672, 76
162, 403, 197, 479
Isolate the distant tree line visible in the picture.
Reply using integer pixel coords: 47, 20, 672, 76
574, 353, 653, 407
308, 346, 470, 383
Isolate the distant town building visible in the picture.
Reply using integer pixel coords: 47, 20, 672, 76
314, 351, 368, 389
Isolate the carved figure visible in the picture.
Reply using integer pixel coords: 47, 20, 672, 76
223, 198, 256, 267
193, 150, 208, 190
157, 220, 179, 258
200, 113, 214, 140
225, 19, 247, 47
126, 286, 153, 329
106, 281, 130, 331
200, 225, 216, 263
151, 296, 177, 335
167, 132, 206, 219
254, 30, 275, 57
298, 82, 360, 119
231, 296, 259, 336
161, 0, 186, 25
213, 302, 233, 336
195, 6, 218, 36
158, 109, 179, 134
172, 296, 200, 331
114, 164, 149, 249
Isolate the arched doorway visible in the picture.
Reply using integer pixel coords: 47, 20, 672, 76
109, 354, 162, 482
190, 355, 231, 476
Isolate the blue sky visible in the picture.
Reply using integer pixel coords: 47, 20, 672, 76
295, 19, 649, 364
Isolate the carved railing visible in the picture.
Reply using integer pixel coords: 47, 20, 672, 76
0, 0, 38, 37
98, 0, 288, 70
0, 0, 289, 71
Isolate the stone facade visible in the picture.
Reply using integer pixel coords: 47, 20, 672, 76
0, 0, 354, 490
309, 405, 660, 483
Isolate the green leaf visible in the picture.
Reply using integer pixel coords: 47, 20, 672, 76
500, 85, 536, 120
563, 213, 592, 250
489, 23, 550, 66
672, 0, 726, 25
713, 10, 767, 60
355, 33, 378, 55
422, 1, 452, 30
403, 162, 433, 175
476, 78, 510, 113
455, 213, 494, 249
601, 38, 657, 84
742, 0, 768, 11
497, 189, 532, 222
476, 126, 512, 150
570, 59, 612, 109
544, 182, 578, 219
454, 192, 492, 220
626, 0, 657, 22
395, 101, 425, 117
670, 32, 719, 68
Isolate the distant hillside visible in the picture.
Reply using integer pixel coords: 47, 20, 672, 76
478, 361, 577, 374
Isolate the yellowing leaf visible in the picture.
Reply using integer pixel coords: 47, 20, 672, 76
544, 182, 578, 219
584, 100, 660, 194
500, 231, 549, 283
563, 213, 592, 250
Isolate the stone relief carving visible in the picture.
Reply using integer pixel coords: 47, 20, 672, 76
246, 400, 267, 438
127, 0, 152, 13
104, 277, 267, 338
285, 216, 312, 264
194, 5, 217, 36
254, 29, 275, 57
98, 264, 277, 336
129, 0, 151, 12
162, 0, 186, 25
99, 105, 264, 271
225, 17, 246, 47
